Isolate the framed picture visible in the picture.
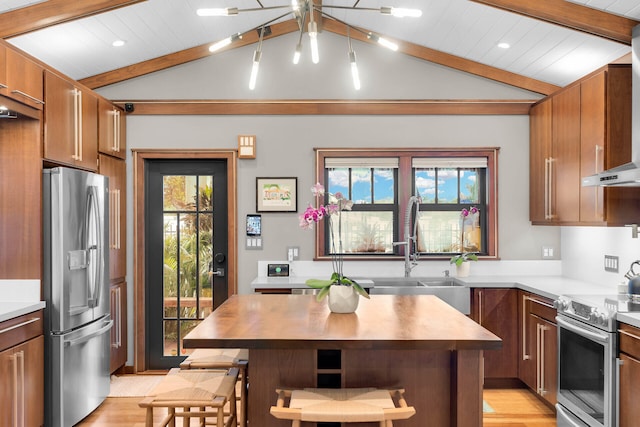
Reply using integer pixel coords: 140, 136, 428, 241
256, 177, 298, 212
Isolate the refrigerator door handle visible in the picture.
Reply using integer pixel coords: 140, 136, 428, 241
86, 185, 103, 308
64, 320, 113, 347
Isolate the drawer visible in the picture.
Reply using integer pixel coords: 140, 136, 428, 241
0, 309, 43, 352
528, 295, 556, 323
619, 323, 640, 360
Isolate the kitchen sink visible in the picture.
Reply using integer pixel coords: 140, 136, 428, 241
368, 277, 470, 314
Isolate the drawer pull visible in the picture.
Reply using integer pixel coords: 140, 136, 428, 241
619, 328, 640, 341
0, 317, 40, 335
10, 90, 44, 105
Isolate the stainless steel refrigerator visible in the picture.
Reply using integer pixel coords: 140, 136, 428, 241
43, 167, 112, 427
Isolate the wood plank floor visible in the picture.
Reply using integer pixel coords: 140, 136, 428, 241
76, 388, 556, 426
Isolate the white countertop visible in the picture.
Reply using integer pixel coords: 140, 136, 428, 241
0, 301, 46, 323
252, 273, 640, 328
0, 280, 45, 323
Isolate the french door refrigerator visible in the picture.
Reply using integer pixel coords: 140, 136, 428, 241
43, 167, 112, 427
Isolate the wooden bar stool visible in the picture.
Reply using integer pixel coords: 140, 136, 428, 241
180, 348, 248, 427
139, 367, 238, 427
270, 387, 416, 427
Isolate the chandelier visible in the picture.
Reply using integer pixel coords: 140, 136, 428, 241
197, 1, 422, 90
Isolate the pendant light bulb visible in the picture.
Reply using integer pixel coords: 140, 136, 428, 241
349, 51, 361, 90
249, 50, 261, 90
380, 7, 422, 18
308, 21, 319, 64
293, 42, 302, 64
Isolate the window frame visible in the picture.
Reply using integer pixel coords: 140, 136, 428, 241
314, 147, 499, 261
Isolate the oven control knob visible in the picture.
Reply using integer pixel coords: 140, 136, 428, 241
554, 299, 569, 311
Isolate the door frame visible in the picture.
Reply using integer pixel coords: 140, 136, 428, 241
132, 149, 237, 373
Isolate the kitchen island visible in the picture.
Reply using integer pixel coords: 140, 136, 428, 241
183, 294, 501, 427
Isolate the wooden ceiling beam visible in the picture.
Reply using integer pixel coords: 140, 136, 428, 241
0, 0, 147, 39
470, 0, 638, 45
322, 19, 560, 96
79, 19, 300, 89
112, 99, 535, 116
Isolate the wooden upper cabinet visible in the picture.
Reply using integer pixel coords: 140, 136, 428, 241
580, 66, 640, 225
529, 99, 552, 223
44, 70, 98, 171
531, 64, 640, 226
3, 46, 44, 110
98, 98, 126, 159
0, 44, 6, 98
551, 84, 581, 223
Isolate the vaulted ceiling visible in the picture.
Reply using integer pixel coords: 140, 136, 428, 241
1, 0, 638, 96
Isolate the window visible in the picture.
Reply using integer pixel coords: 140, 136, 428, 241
315, 148, 498, 260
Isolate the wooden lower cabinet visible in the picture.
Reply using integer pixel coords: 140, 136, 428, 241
0, 311, 44, 427
110, 280, 127, 373
618, 323, 640, 427
518, 291, 557, 406
471, 288, 518, 379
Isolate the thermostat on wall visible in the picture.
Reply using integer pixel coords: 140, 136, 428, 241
268, 264, 290, 277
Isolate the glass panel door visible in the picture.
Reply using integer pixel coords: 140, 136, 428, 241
146, 160, 228, 369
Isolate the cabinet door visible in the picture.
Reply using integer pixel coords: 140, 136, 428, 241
529, 99, 552, 223
0, 345, 13, 426
552, 85, 581, 223
44, 70, 76, 164
580, 71, 606, 223
44, 71, 98, 170
110, 280, 127, 373
5, 48, 44, 110
519, 292, 536, 390
0, 44, 7, 98
77, 89, 98, 171
620, 353, 640, 427
98, 98, 126, 159
472, 288, 518, 378
539, 317, 557, 406
0, 336, 44, 427
99, 155, 126, 280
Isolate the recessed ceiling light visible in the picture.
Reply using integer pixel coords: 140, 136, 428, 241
112, 40, 126, 47
497, 42, 510, 49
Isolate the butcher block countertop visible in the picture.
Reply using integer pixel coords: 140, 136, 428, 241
183, 293, 501, 351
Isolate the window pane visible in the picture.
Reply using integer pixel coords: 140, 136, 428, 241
163, 175, 198, 211
179, 214, 197, 319
351, 168, 372, 204
198, 175, 213, 211
164, 320, 178, 356
414, 169, 436, 203
373, 168, 394, 203
416, 210, 482, 254
460, 169, 479, 203
328, 211, 394, 254
438, 169, 459, 203
163, 213, 178, 317
327, 168, 348, 199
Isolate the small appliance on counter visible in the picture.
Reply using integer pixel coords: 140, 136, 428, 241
624, 260, 640, 300
43, 167, 112, 427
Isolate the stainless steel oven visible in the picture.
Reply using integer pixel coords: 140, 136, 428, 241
555, 294, 618, 427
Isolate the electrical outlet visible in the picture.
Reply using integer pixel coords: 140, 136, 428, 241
604, 255, 619, 273
542, 246, 554, 259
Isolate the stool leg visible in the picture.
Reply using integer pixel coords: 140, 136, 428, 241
145, 407, 153, 427
168, 407, 175, 427
199, 407, 205, 427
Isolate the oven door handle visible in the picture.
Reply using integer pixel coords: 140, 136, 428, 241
555, 316, 610, 344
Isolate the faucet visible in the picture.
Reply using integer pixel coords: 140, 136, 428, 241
393, 195, 421, 277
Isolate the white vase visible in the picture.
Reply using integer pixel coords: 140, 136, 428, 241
456, 261, 471, 278
328, 285, 359, 313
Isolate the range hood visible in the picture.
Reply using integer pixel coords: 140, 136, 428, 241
582, 24, 640, 187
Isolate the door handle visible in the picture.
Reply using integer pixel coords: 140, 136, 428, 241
209, 268, 225, 277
